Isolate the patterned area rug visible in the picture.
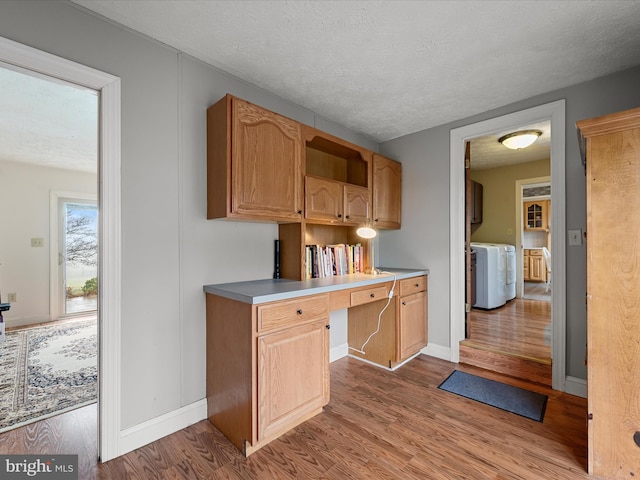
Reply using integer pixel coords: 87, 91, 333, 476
0, 318, 97, 432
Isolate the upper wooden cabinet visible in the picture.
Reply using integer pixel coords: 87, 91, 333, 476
523, 200, 549, 231
470, 181, 483, 224
305, 176, 370, 225
372, 154, 402, 229
207, 95, 304, 222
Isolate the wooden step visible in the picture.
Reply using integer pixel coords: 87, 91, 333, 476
460, 340, 552, 387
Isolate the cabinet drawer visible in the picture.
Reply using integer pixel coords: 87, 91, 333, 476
350, 286, 389, 307
528, 249, 543, 256
258, 295, 328, 333
399, 276, 427, 296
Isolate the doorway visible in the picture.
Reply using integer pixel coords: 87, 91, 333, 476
0, 35, 121, 461
450, 100, 567, 392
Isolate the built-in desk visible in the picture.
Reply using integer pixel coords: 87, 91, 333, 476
203, 268, 428, 456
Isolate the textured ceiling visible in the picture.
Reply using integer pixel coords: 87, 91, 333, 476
3, 1, 640, 172
71, 0, 640, 146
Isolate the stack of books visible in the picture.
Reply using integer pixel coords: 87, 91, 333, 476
305, 244, 364, 279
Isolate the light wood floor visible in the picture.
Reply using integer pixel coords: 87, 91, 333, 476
1, 355, 589, 479
467, 297, 551, 362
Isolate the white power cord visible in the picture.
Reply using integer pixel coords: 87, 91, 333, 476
349, 272, 397, 355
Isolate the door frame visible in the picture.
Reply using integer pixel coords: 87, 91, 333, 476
449, 100, 566, 392
515, 177, 550, 300
0, 36, 122, 460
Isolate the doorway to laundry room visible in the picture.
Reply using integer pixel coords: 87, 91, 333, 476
461, 120, 553, 386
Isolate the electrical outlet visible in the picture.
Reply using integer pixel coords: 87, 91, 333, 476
7, 293, 16, 302
31, 237, 44, 248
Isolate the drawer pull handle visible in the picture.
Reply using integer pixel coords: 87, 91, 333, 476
325, 324, 331, 330
415, 283, 419, 287
297, 309, 303, 315
370, 293, 375, 298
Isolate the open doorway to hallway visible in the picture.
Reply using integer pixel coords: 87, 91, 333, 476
0, 61, 99, 432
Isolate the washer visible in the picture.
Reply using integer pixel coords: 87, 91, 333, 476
471, 243, 505, 309
494, 243, 516, 301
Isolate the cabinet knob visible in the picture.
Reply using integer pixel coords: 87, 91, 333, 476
402, 301, 407, 305
370, 293, 375, 298
337, 214, 342, 218
374, 218, 379, 222
415, 283, 419, 287
297, 309, 303, 315
297, 210, 302, 214
325, 324, 331, 330
345, 215, 350, 219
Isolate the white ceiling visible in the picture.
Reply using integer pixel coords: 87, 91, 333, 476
0, 63, 98, 173
3, 1, 640, 172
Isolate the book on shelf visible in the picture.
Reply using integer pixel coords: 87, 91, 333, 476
304, 243, 364, 279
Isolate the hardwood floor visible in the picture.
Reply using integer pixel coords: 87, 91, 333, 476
0, 355, 589, 479
467, 297, 551, 361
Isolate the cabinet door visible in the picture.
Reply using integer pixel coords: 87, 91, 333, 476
524, 201, 547, 230
373, 154, 402, 229
471, 181, 483, 224
232, 98, 303, 221
343, 184, 370, 225
523, 251, 530, 280
258, 319, 329, 442
529, 254, 544, 281
397, 291, 427, 361
305, 176, 343, 223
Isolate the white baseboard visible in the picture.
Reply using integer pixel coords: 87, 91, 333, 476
564, 376, 587, 398
118, 399, 207, 457
423, 343, 451, 362
330, 342, 349, 363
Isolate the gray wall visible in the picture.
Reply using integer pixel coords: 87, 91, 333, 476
380, 65, 640, 380
0, 1, 376, 429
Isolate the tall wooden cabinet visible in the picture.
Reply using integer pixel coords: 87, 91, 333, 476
577, 106, 640, 479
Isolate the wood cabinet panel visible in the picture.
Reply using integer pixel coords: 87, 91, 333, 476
257, 294, 328, 333
471, 181, 483, 224
207, 95, 303, 222
305, 176, 343, 223
398, 290, 428, 361
343, 184, 370, 224
372, 154, 402, 229
350, 285, 389, 307
578, 107, 640, 478
258, 319, 329, 442
399, 275, 427, 296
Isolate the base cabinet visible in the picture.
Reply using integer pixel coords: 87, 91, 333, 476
397, 276, 428, 361
523, 249, 545, 282
206, 292, 329, 456
258, 319, 329, 442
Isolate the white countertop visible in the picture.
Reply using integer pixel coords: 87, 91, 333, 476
203, 267, 428, 304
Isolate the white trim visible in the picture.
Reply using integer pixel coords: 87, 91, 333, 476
330, 343, 349, 363
49, 191, 97, 321
0, 36, 122, 461
515, 176, 550, 300
564, 376, 587, 398
423, 343, 451, 362
449, 100, 567, 392
119, 400, 208, 457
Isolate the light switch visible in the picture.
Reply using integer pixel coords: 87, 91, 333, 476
568, 229, 583, 246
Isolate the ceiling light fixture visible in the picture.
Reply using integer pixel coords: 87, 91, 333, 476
498, 129, 542, 150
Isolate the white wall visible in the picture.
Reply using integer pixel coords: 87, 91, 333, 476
380, 64, 640, 381
0, 160, 96, 326
0, 1, 376, 431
